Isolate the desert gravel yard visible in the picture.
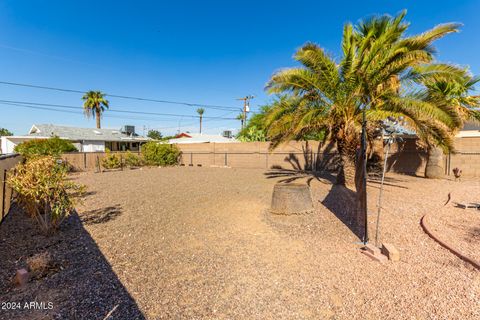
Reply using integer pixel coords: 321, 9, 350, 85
2, 167, 480, 319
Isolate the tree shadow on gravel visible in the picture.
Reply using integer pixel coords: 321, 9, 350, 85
367, 176, 409, 189
264, 169, 336, 186
81, 204, 122, 225
0, 205, 145, 320
321, 184, 362, 240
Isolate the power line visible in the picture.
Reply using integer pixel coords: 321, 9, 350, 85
0, 102, 238, 125
0, 99, 238, 120
0, 80, 241, 111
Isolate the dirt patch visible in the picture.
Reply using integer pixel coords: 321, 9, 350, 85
1, 167, 479, 319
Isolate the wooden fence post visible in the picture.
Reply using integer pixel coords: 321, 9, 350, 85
83, 152, 87, 169
1, 169, 7, 221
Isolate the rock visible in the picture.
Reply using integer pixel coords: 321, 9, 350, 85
381, 243, 400, 261
361, 245, 388, 264
14, 268, 29, 286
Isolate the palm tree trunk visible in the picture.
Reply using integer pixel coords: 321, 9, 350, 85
425, 146, 444, 178
96, 105, 101, 129
334, 123, 358, 189
338, 153, 356, 189
199, 116, 203, 134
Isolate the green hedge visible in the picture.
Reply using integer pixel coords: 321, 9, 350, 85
141, 142, 181, 166
14, 137, 77, 158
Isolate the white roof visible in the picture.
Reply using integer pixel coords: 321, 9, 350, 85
168, 133, 237, 144
27, 124, 150, 142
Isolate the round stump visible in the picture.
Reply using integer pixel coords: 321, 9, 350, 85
269, 183, 314, 215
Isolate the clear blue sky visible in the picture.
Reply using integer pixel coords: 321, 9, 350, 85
1, 0, 479, 136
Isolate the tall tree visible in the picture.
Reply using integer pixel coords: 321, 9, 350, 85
197, 108, 205, 134
82, 91, 109, 129
0, 128, 13, 136
265, 11, 462, 188
147, 129, 163, 140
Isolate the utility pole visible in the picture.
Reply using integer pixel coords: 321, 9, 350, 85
236, 95, 254, 130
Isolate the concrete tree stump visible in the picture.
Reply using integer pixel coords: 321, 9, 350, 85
269, 183, 314, 215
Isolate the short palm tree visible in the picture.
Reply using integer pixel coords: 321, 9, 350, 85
82, 91, 109, 129
265, 11, 462, 188
417, 74, 480, 177
197, 108, 205, 134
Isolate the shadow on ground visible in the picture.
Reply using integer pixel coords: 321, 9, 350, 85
0, 205, 144, 320
81, 204, 123, 225
367, 175, 409, 189
321, 184, 362, 240
264, 169, 336, 186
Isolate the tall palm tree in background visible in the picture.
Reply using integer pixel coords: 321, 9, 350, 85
82, 91, 109, 129
265, 11, 464, 188
197, 108, 205, 134
236, 113, 246, 130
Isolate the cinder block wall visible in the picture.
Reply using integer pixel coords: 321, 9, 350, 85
59, 137, 480, 177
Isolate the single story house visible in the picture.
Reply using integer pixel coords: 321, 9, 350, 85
168, 132, 237, 144
0, 124, 150, 154
456, 121, 480, 138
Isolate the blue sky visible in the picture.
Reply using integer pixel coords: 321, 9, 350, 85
1, 0, 479, 136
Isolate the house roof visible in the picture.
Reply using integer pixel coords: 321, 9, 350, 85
168, 133, 237, 144
27, 124, 150, 142
462, 121, 480, 131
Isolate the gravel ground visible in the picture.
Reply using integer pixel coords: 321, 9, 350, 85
2, 167, 479, 319
428, 188, 480, 264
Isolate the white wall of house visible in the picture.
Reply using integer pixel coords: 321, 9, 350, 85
81, 140, 105, 152
0, 137, 16, 154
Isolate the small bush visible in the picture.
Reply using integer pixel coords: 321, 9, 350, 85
141, 142, 181, 166
101, 150, 121, 169
124, 151, 143, 167
8, 156, 85, 233
27, 252, 53, 278
14, 136, 77, 158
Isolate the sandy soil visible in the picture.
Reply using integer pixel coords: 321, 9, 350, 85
1, 167, 479, 319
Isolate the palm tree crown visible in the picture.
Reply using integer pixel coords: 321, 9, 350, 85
82, 91, 109, 129
197, 108, 205, 133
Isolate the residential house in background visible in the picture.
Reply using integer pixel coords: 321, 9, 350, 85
0, 124, 150, 154
168, 132, 237, 144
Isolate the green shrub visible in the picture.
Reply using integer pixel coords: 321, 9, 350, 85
14, 137, 77, 158
101, 150, 121, 169
124, 151, 143, 167
7, 156, 85, 233
141, 142, 181, 166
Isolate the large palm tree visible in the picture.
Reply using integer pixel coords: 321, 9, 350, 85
265, 11, 461, 188
197, 108, 205, 134
82, 91, 109, 129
